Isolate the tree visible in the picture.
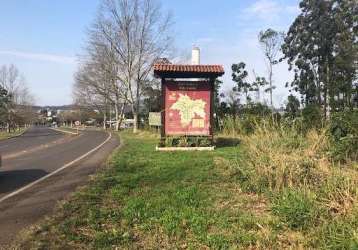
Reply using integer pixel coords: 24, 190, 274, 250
142, 80, 161, 114
231, 62, 251, 103
282, 0, 357, 118
0, 85, 10, 127
0, 64, 35, 131
285, 94, 300, 118
93, 0, 173, 133
330, 0, 358, 111
250, 74, 269, 103
73, 61, 120, 130
213, 78, 223, 128
258, 28, 284, 108
224, 90, 241, 117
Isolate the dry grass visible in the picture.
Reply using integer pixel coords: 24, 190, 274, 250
14, 127, 358, 249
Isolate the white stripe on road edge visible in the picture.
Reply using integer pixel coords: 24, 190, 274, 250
50, 127, 79, 135
0, 132, 112, 204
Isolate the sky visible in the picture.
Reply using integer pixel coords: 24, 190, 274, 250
0, 0, 300, 107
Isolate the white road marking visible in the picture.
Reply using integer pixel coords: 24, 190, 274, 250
0, 132, 112, 204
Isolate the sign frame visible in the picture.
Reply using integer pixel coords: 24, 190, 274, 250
164, 80, 212, 136
161, 78, 215, 142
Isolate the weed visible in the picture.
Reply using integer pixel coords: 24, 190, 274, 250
315, 210, 358, 250
271, 188, 318, 230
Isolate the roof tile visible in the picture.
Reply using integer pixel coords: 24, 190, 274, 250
154, 64, 224, 74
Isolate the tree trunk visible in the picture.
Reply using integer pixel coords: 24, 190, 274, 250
133, 111, 138, 133
325, 63, 330, 120
326, 64, 331, 119
109, 105, 112, 129
115, 101, 120, 131
269, 64, 273, 108
103, 112, 107, 130
117, 101, 126, 130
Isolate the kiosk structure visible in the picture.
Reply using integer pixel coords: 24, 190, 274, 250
154, 63, 224, 150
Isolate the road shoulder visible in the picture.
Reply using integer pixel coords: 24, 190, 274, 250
0, 127, 28, 141
0, 132, 119, 248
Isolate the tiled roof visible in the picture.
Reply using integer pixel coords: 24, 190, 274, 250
154, 64, 224, 74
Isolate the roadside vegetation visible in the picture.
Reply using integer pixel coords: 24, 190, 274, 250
17, 112, 358, 249
0, 127, 27, 140
11, 0, 357, 249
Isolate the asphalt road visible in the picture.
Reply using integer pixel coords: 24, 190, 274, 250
0, 126, 119, 248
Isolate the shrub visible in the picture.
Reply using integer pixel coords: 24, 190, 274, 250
329, 110, 358, 162
163, 136, 212, 147
240, 103, 271, 117
271, 188, 318, 230
302, 104, 323, 131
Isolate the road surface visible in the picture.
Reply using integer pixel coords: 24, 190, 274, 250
0, 126, 119, 248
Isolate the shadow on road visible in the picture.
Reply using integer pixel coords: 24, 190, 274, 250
0, 169, 48, 194
20, 131, 64, 138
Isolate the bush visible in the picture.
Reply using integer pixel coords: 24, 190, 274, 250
302, 104, 323, 131
271, 188, 318, 230
240, 103, 271, 117
329, 110, 358, 162
163, 136, 212, 147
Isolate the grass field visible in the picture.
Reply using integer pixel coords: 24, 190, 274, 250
0, 128, 27, 140
17, 130, 358, 249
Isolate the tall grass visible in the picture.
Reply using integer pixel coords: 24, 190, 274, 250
231, 119, 358, 248
238, 122, 331, 192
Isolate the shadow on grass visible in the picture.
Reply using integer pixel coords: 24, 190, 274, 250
215, 137, 240, 148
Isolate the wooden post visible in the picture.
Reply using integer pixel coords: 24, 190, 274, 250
210, 78, 215, 145
160, 78, 166, 145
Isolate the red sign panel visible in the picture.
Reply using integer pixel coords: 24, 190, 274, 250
165, 81, 211, 136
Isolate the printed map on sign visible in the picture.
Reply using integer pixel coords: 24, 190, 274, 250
170, 94, 206, 127
165, 81, 211, 135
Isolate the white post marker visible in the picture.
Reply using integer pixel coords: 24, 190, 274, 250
75, 121, 80, 135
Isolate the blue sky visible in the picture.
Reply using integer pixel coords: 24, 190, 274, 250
0, 0, 300, 106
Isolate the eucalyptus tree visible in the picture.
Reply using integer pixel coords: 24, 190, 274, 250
232, 62, 251, 103
282, 0, 357, 117
258, 29, 284, 108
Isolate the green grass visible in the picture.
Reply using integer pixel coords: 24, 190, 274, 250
17, 131, 285, 249
16, 130, 358, 249
0, 127, 26, 140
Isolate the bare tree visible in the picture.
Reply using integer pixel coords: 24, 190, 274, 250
73, 69, 109, 129
95, 0, 173, 132
74, 44, 128, 131
258, 29, 284, 108
0, 64, 35, 131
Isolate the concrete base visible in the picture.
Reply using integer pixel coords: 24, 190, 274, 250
156, 146, 215, 151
